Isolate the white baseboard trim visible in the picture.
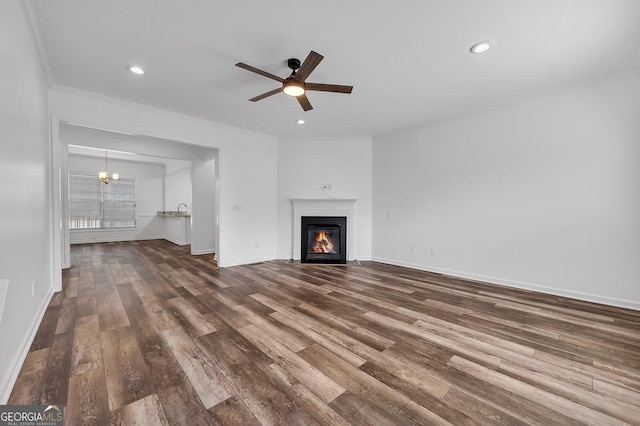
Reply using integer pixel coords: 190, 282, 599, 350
71, 236, 164, 244
164, 237, 188, 246
371, 257, 640, 312
0, 289, 54, 404
191, 248, 215, 256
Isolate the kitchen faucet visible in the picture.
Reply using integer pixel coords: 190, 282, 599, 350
177, 203, 188, 212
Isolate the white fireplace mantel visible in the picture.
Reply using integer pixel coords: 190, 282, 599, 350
291, 199, 357, 261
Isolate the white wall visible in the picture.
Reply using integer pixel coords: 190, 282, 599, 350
277, 137, 373, 260
0, 1, 54, 403
67, 155, 166, 243
191, 158, 216, 254
164, 165, 194, 247
49, 88, 278, 267
165, 166, 192, 212
373, 72, 640, 310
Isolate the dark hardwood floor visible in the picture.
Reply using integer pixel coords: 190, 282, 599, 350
9, 240, 640, 425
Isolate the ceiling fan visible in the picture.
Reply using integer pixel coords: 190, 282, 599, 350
235, 51, 353, 111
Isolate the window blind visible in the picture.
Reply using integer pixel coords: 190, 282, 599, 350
69, 173, 136, 229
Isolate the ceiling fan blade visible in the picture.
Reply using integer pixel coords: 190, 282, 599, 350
236, 62, 284, 83
305, 83, 353, 94
294, 51, 324, 82
248, 87, 282, 102
297, 94, 313, 111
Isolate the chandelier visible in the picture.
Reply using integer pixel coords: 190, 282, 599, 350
98, 150, 118, 184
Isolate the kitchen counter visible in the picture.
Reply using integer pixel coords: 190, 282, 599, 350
157, 211, 191, 245
157, 210, 191, 217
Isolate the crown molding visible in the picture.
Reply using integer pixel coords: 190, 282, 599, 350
277, 135, 372, 143
20, 0, 53, 87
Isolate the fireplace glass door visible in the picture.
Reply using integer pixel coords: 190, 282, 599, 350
301, 216, 347, 263
307, 225, 340, 260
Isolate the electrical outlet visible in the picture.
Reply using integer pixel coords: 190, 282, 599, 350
431, 248, 437, 256
31, 280, 37, 298
409, 245, 415, 254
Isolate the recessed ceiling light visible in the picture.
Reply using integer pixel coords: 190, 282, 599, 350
128, 65, 145, 75
470, 41, 493, 54
296, 119, 305, 125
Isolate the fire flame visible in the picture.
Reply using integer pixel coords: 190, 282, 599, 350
311, 231, 335, 253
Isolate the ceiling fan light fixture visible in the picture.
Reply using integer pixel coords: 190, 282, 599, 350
470, 41, 493, 54
236, 51, 352, 111
283, 80, 305, 97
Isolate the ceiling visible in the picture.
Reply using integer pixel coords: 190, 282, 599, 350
31, 0, 640, 138
67, 144, 191, 174
61, 122, 215, 174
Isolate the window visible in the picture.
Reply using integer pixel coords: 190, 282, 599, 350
69, 173, 136, 229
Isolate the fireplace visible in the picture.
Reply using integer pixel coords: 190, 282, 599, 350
301, 216, 347, 264
291, 199, 356, 262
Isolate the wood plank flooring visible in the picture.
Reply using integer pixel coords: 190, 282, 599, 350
9, 240, 640, 425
